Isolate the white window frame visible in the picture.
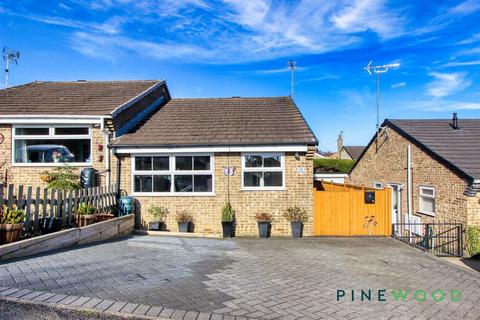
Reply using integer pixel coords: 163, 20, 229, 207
373, 181, 383, 189
418, 186, 435, 216
241, 153, 285, 191
131, 153, 215, 196
12, 124, 93, 167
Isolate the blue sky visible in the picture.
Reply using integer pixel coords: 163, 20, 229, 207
1, 0, 480, 151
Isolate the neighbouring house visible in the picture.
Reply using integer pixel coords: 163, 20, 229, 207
350, 115, 480, 228
336, 132, 365, 160
110, 97, 318, 236
0, 80, 170, 186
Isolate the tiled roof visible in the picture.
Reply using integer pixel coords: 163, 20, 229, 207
343, 146, 365, 160
112, 97, 318, 146
387, 119, 480, 181
0, 80, 162, 116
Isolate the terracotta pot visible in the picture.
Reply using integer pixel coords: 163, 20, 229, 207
95, 213, 114, 223
75, 214, 95, 227
0, 223, 24, 244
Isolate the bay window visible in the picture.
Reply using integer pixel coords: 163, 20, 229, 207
242, 153, 284, 190
132, 155, 213, 195
13, 125, 92, 165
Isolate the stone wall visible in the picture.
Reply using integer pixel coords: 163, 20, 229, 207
0, 124, 111, 187
350, 127, 479, 226
117, 152, 314, 236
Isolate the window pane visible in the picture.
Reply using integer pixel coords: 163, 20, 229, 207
176, 156, 192, 170
152, 157, 169, 170
174, 175, 193, 192
421, 188, 434, 197
13, 139, 91, 163
194, 156, 210, 170
420, 197, 435, 213
245, 155, 262, 168
15, 127, 49, 135
153, 175, 171, 192
244, 172, 262, 187
194, 175, 212, 192
264, 171, 283, 187
134, 175, 152, 192
54, 127, 89, 135
135, 157, 152, 170
264, 155, 281, 167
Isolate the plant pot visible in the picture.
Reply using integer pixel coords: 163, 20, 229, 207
257, 221, 271, 238
178, 222, 190, 233
95, 213, 114, 223
291, 221, 303, 238
0, 223, 24, 244
222, 221, 235, 238
148, 221, 160, 230
39, 218, 62, 235
159, 221, 167, 231
75, 214, 95, 227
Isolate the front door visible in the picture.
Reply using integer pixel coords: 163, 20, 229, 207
389, 184, 402, 234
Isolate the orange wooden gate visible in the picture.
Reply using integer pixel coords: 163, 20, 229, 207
313, 181, 392, 236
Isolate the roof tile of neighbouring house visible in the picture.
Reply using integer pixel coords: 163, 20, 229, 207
343, 146, 365, 160
112, 97, 318, 146
387, 119, 480, 181
0, 80, 162, 116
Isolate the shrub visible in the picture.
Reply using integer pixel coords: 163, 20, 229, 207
76, 203, 97, 215
47, 165, 81, 190
283, 206, 308, 222
0, 205, 25, 224
255, 212, 272, 222
313, 158, 355, 174
221, 202, 234, 222
466, 226, 480, 257
148, 206, 169, 222
176, 211, 193, 223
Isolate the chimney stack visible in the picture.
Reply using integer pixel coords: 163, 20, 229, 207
451, 113, 460, 130
337, 131, 344, 155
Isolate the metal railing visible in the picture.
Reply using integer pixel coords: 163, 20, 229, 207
392, 222, 463, 257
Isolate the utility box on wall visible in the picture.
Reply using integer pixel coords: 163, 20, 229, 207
364, 191, 375, 204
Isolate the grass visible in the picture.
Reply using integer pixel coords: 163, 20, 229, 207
314, 158, 355, 174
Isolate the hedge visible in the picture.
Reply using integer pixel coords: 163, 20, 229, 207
466, 226, 480, 257
313, 158, 355, 174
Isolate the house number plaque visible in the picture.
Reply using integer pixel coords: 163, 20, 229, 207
223, 166, 235, 176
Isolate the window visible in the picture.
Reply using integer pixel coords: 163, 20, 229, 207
419, 186, 435, 216
373, 182, 383, 189
13, 125, 91, 165
242, 153, 284, 189
132, 155, 213, 195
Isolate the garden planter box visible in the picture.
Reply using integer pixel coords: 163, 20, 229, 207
39, 218, 62, 235
257, 221, 271, 238
76, 214, 95, 227
178, 222, 191, 233
222, 221, 235, 238
95, 214, 115, 223
0, 223, 24, 244
291, 221, 303, 238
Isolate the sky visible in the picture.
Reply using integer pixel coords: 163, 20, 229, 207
1, 0, 480, 151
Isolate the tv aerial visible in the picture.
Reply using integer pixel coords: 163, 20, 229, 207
3, 47, 20, 88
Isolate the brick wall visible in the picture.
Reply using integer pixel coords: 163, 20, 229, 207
349, 127, 480, 226
0, 124, 110, 188
116, 152, 314, 236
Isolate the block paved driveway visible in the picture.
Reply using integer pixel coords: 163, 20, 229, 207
1, 235, 479, 320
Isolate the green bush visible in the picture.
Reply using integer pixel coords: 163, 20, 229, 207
466, 226, 480, 256
148, 206, 169, 222
221, 202, 234, 222
47, 165, 81, 190
0, 205, 25, 224
313, 158, 355, 174
76, 203, 97, 215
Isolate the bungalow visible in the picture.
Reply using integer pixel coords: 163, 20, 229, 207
350, 115, 480, 228
0, 81, 318, 236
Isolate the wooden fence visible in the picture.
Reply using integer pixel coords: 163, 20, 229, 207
0, 184, 118, 235
313, 181, 392, 236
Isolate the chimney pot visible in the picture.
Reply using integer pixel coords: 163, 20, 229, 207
451, 112, 459, 130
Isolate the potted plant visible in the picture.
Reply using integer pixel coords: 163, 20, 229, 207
75, 203, 97, 227
0, 204, 25, 244
221, 202, 235, 238
148, 206, 169, 231
52, 151, 62, 163
176, 211, 193, 233
283, 206, 308, 238
256, 212, 272, 238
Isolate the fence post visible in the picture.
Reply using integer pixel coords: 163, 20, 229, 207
25, 186, 33, 234
33, 187, 41, 231
425, 223, 430, 251
458, 225, 463, 257
7, 184, 14, 207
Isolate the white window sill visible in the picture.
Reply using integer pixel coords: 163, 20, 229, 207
241, 187, 287, 192
416, 210, 435, 217
132, 192, 216, 197
11, 163, 93, 167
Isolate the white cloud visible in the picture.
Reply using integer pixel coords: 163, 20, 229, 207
456, 33, 480, 44
442, 60, 480, 67
450, 0, 480, 15
256, 66, 308, 75
408, 100, 480, 111
390, 82, 406, 88
426, 72, 471, 97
